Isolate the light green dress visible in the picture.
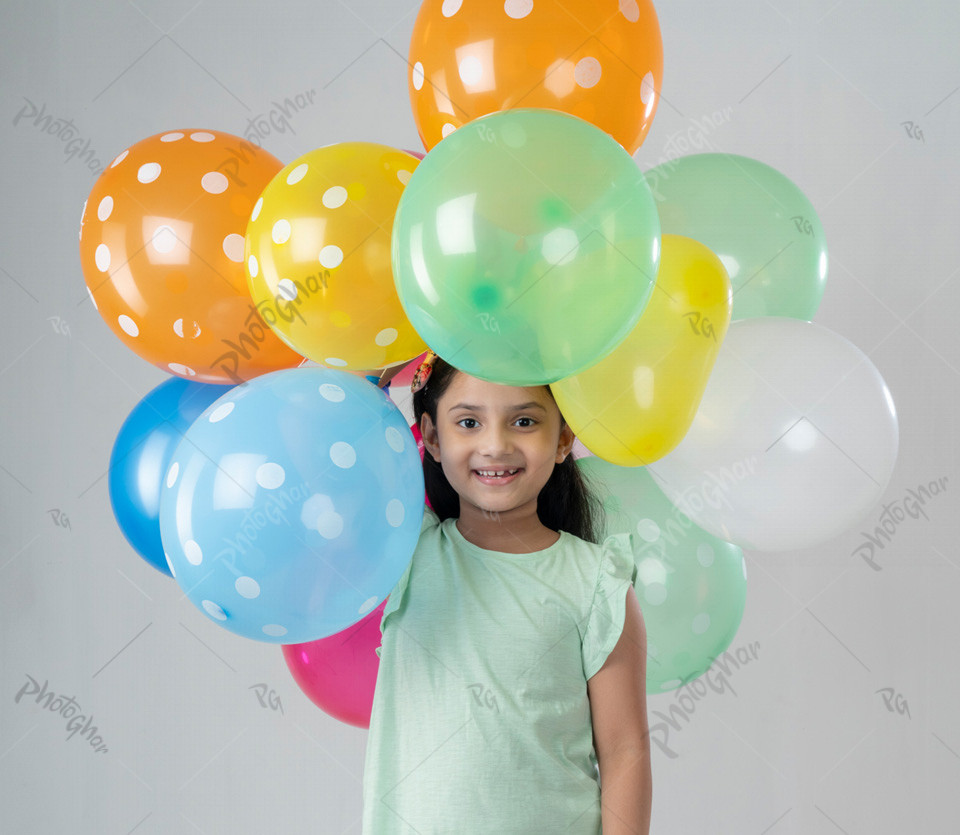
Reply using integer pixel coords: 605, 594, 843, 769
362, 507, 637, 834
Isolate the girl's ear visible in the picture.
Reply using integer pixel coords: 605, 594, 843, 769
420, 412, 441, 462
556, 422, 575, 463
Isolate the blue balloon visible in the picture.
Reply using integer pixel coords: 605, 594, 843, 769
109, 378, 234, 576
158, 367, 424, 644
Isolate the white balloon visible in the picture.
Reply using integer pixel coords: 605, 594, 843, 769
647, 317, 899, 552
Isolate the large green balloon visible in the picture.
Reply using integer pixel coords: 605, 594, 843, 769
577, 455, 748, 694
644, 153, 827, 321
392, 108, 661, 385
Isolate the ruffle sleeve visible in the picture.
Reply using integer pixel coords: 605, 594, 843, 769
580, 532, 639, 680
375, 505, 438, 659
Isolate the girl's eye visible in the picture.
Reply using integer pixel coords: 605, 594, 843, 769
455, 417, 537, 429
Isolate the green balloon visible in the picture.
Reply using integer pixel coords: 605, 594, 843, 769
577, 456, 748, 695
644, 153, 827, 321
392, 108, 661, 385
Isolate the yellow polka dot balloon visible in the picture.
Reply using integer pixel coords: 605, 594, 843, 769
244, 143, 427, 370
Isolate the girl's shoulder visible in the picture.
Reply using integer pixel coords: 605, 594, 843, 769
562, 529, 637, 584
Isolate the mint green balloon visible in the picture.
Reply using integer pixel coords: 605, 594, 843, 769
645, 153, 827, 321
392, 108, 660, 385
577, 455, 748, 695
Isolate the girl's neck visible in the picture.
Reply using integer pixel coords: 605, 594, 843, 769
454, 499, 560, 554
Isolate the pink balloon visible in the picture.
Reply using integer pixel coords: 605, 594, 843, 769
281, 601, 387, 728
390, 352, 427, 390
403, 148, 426, 160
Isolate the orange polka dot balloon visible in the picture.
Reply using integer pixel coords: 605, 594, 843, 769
409, 0, 663, 154
79, 130, 303, 384
244, 142, 427, 371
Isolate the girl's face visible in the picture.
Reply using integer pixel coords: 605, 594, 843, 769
420, 371, 575, 518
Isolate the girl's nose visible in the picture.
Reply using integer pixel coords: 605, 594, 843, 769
478, 425, 513, 455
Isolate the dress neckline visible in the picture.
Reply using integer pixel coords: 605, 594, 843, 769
443, 517, 565, 559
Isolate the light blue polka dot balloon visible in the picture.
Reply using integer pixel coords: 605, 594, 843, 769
158, 367, 424, 643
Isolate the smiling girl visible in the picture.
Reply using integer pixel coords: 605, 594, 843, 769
362, 352, 652, 834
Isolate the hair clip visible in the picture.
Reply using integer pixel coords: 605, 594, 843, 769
410, 350, 438, 393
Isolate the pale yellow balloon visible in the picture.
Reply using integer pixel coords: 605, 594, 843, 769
550, 234, 732, 466
245, 142, 427, 370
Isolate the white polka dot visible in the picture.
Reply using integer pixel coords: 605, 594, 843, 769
137, 162, 161, 183
635, 518, 661, 543
385, 426, 405, 452
375, 327, 398, 346
95, 244, 111, 272
173, 318, 201, 339
459, 55, 483, 85
644, 583, 667, 606
640, 71, 656, 106
151, 225, 178, 254
574, 57, 602, 88
110, 149, 129, 168
692, 613, 711, 635
251, 197, 263, 221
248, 255, 259, 277
86, 285, 98, 311
190, 131, 216, 142
118, 314, 139, 337
319, 245, 343, 269
203, 600, 227, 620
262, 624, 287, 637
272, 218, 291, 244
277, 278, 298, 301
201, 171, 229, 194
160, 132, 184, 142
208, 401, 235, 423
441, 122, 457, 138
222, 233, 244, 263
236, 576, 261, 599
504, 0, 533, 19
317, 511, 344, 539
97, 196, 113, 221
359, 597, 378, 616
330, 441, 356, 468
184, 540, 203, 566
168, 363, 196, 376
441, 0, 462, 16
319, 383, 345, 402
647, 642, 659, 659
742, 556, 748, 580
322, 186, 348, 209
397, 169, 412, 185
619, 0, 640, 22
286, 163, 309, 185
166, 462, 179, 487
696, 544, 715, 568
325, 357, 348, 367
386, 499, 405, 527
165, 553, 176, 578
541, 227, 579, 266
256, 462, 285, 489
412, 62, 425, 90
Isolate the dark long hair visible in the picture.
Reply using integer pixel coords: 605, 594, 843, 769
411, 356, 604, 544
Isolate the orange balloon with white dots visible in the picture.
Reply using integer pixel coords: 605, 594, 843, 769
78, 129, 303, 384
408, 0, 663, 154
244, 142, 428, 371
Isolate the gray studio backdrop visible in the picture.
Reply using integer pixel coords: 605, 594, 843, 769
2, 1, 958, 833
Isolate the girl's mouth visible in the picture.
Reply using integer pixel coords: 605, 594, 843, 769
473, 468, 522, 485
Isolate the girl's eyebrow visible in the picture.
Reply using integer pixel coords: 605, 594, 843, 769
447, 401, 547, 413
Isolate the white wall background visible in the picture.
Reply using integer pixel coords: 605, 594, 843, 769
1, 1, 958, 832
